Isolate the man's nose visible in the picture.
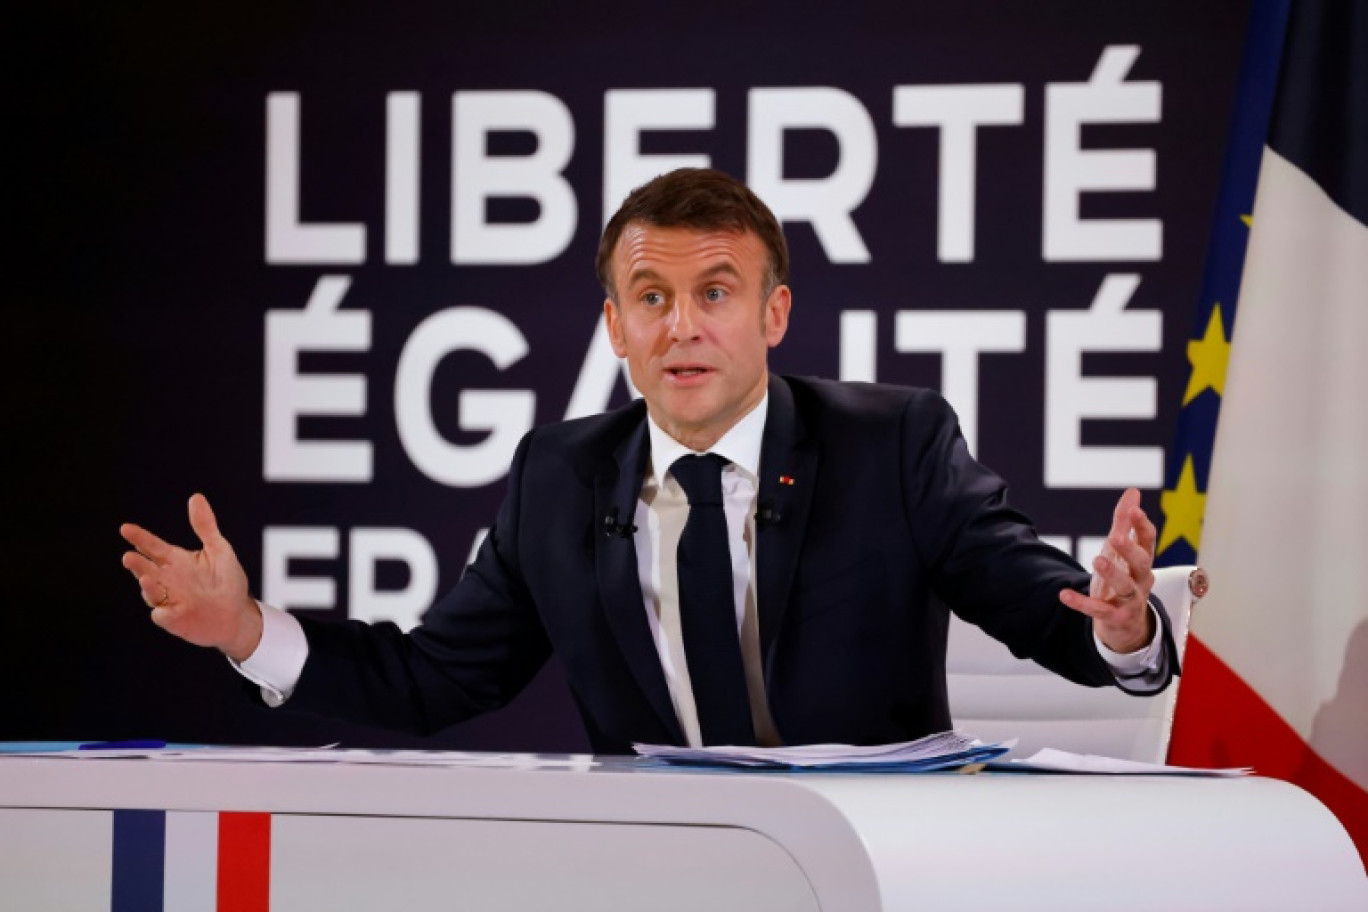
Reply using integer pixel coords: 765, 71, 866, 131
667, 295, 702, 340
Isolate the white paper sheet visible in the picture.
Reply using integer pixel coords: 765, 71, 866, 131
992, 748, 1251, 776
633, 730, 1012, 770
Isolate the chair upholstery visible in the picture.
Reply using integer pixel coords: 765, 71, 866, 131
946, 564, 1206, 762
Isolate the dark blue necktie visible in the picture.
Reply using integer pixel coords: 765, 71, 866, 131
671, 453, 754, 746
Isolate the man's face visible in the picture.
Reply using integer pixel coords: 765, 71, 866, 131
604, 223, 790, 451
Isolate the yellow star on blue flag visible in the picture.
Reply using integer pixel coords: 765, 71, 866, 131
1182, 304, 1231, 405
1158, 455, 1206, 556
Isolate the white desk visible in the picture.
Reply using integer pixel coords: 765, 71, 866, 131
1, 754, 1364, 910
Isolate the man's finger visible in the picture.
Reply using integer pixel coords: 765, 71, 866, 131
122, 550, 157, 579
1129, 504, 1158, 555
1092, 553, 1136, 599
187, 493, 224, 550
1060, 588, 1119, 621
138, 575, 171, 607
119, 523, 174, 567
1109, 529, 1152, 577
1111, 487, 1141, 534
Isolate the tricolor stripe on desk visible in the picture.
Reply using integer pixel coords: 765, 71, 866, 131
111, 810, 271, 912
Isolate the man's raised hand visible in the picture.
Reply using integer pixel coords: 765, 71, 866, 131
119, 493, 263, 662
1058, 487, 1158, 654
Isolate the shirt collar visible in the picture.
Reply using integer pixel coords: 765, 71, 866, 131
646, 391, 768, 482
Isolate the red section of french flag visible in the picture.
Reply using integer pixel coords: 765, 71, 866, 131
1170, 637, 1368, 871
217, 812, 272, 912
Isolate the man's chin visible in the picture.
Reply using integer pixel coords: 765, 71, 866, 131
652, 400, 730, 443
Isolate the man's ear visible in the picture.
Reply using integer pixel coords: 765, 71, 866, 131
764, 285, 792, 348
604, 298, 627, 357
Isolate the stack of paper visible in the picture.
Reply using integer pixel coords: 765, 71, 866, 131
988, 748, 1251, 777
633, 730, 1012, 771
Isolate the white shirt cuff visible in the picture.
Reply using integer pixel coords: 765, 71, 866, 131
1095, 602, 1167, 692
227, 601, 308, 707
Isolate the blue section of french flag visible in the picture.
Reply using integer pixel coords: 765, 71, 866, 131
112, 810, 165, 912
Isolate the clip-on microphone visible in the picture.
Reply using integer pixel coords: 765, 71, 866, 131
602, 507, 637, 538
755, 501, 782, 528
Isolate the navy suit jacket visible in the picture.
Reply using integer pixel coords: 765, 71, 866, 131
286, 375, 1178, 754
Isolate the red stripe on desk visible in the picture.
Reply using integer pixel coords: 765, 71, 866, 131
217, 812, 271, 912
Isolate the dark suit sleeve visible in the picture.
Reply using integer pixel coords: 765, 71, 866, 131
899, 391, 1177, 691
282, 432, 553, 734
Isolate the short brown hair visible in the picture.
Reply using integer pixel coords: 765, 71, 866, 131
597, 168, 790, 302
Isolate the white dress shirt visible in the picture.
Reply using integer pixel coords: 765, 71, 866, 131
634, 394, 780, 747
237, 390, 1165, 729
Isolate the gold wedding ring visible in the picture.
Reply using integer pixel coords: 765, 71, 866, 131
156, 584, 170, 607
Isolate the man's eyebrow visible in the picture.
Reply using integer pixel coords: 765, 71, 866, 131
625, 267, 664, 288
698, 262, 742, 281
624, 261, 741, 289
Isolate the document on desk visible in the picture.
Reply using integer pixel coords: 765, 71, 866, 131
634, 730, 1013, 771
988, 748, 1252, 777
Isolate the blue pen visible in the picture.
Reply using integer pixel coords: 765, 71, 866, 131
78, 739, 167, 750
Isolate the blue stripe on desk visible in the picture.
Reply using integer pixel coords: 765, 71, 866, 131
112, 809, 165, 912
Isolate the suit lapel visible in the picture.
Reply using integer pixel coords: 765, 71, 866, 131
756, 375, 819, 661
593, 418, 686, 744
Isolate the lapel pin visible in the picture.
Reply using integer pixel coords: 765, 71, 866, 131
778, 475, 795, 486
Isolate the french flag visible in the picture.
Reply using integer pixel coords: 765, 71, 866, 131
112, 810, 271, 912
1165, 0, 1368, 872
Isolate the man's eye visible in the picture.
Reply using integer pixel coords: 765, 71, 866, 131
704, 287, 727, 302
641, 292, 664, 306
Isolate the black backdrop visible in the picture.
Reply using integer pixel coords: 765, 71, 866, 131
9, 1, 1250, 750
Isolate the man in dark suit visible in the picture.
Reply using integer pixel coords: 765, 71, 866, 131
121, 168, 1175, 754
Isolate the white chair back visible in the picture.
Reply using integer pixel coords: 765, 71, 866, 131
946, 564, 1205, 762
